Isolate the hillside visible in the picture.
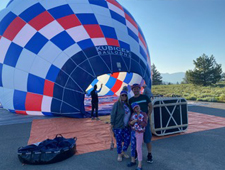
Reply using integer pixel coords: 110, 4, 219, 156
161, 72, 185, 84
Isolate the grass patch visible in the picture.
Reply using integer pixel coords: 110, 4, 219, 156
151, 81, 225, 103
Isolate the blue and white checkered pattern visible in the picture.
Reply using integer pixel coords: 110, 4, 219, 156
0, 0, 151, 117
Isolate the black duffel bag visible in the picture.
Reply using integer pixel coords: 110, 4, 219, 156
18, 134, 77, 164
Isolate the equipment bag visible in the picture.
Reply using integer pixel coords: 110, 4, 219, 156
18, 134, 77, 164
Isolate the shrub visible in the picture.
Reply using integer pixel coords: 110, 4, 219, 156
186, 96, 197, 100
219, 94, 225, 102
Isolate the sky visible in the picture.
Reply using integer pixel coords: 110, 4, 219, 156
0, 0, 224, 74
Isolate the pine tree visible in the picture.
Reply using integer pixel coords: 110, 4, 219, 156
185, 54, 223, 86
151, 64, 162, 85
181, 71, 192, 84
221, 73, 225, 82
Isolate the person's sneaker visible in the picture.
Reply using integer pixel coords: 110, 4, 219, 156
122, 152, 130, 159
117, 155, 122, 162
147, 153, 153, 164
135, 167, 142, 170
127, 162, 136, 167
96, 117, 100, 120
91, 117, 95, 120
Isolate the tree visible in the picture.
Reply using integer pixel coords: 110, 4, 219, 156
185, 54, 223, 86
181, 70, 191, 84
151, 64, 162, 85
221, 73, 225, 82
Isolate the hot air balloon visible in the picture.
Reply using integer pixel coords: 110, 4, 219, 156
0, 0, 151, 117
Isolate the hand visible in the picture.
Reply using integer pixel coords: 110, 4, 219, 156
131, 119, 137, 124
101, 84, 103, 87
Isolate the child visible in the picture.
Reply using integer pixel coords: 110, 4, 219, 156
127, 102, 148, 170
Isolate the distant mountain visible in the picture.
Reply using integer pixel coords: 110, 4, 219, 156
161, 72, 185, 84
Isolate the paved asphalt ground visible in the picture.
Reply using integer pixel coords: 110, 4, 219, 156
0, 102, 225, 170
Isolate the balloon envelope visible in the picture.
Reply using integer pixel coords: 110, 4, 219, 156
0, 0, 151, 117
